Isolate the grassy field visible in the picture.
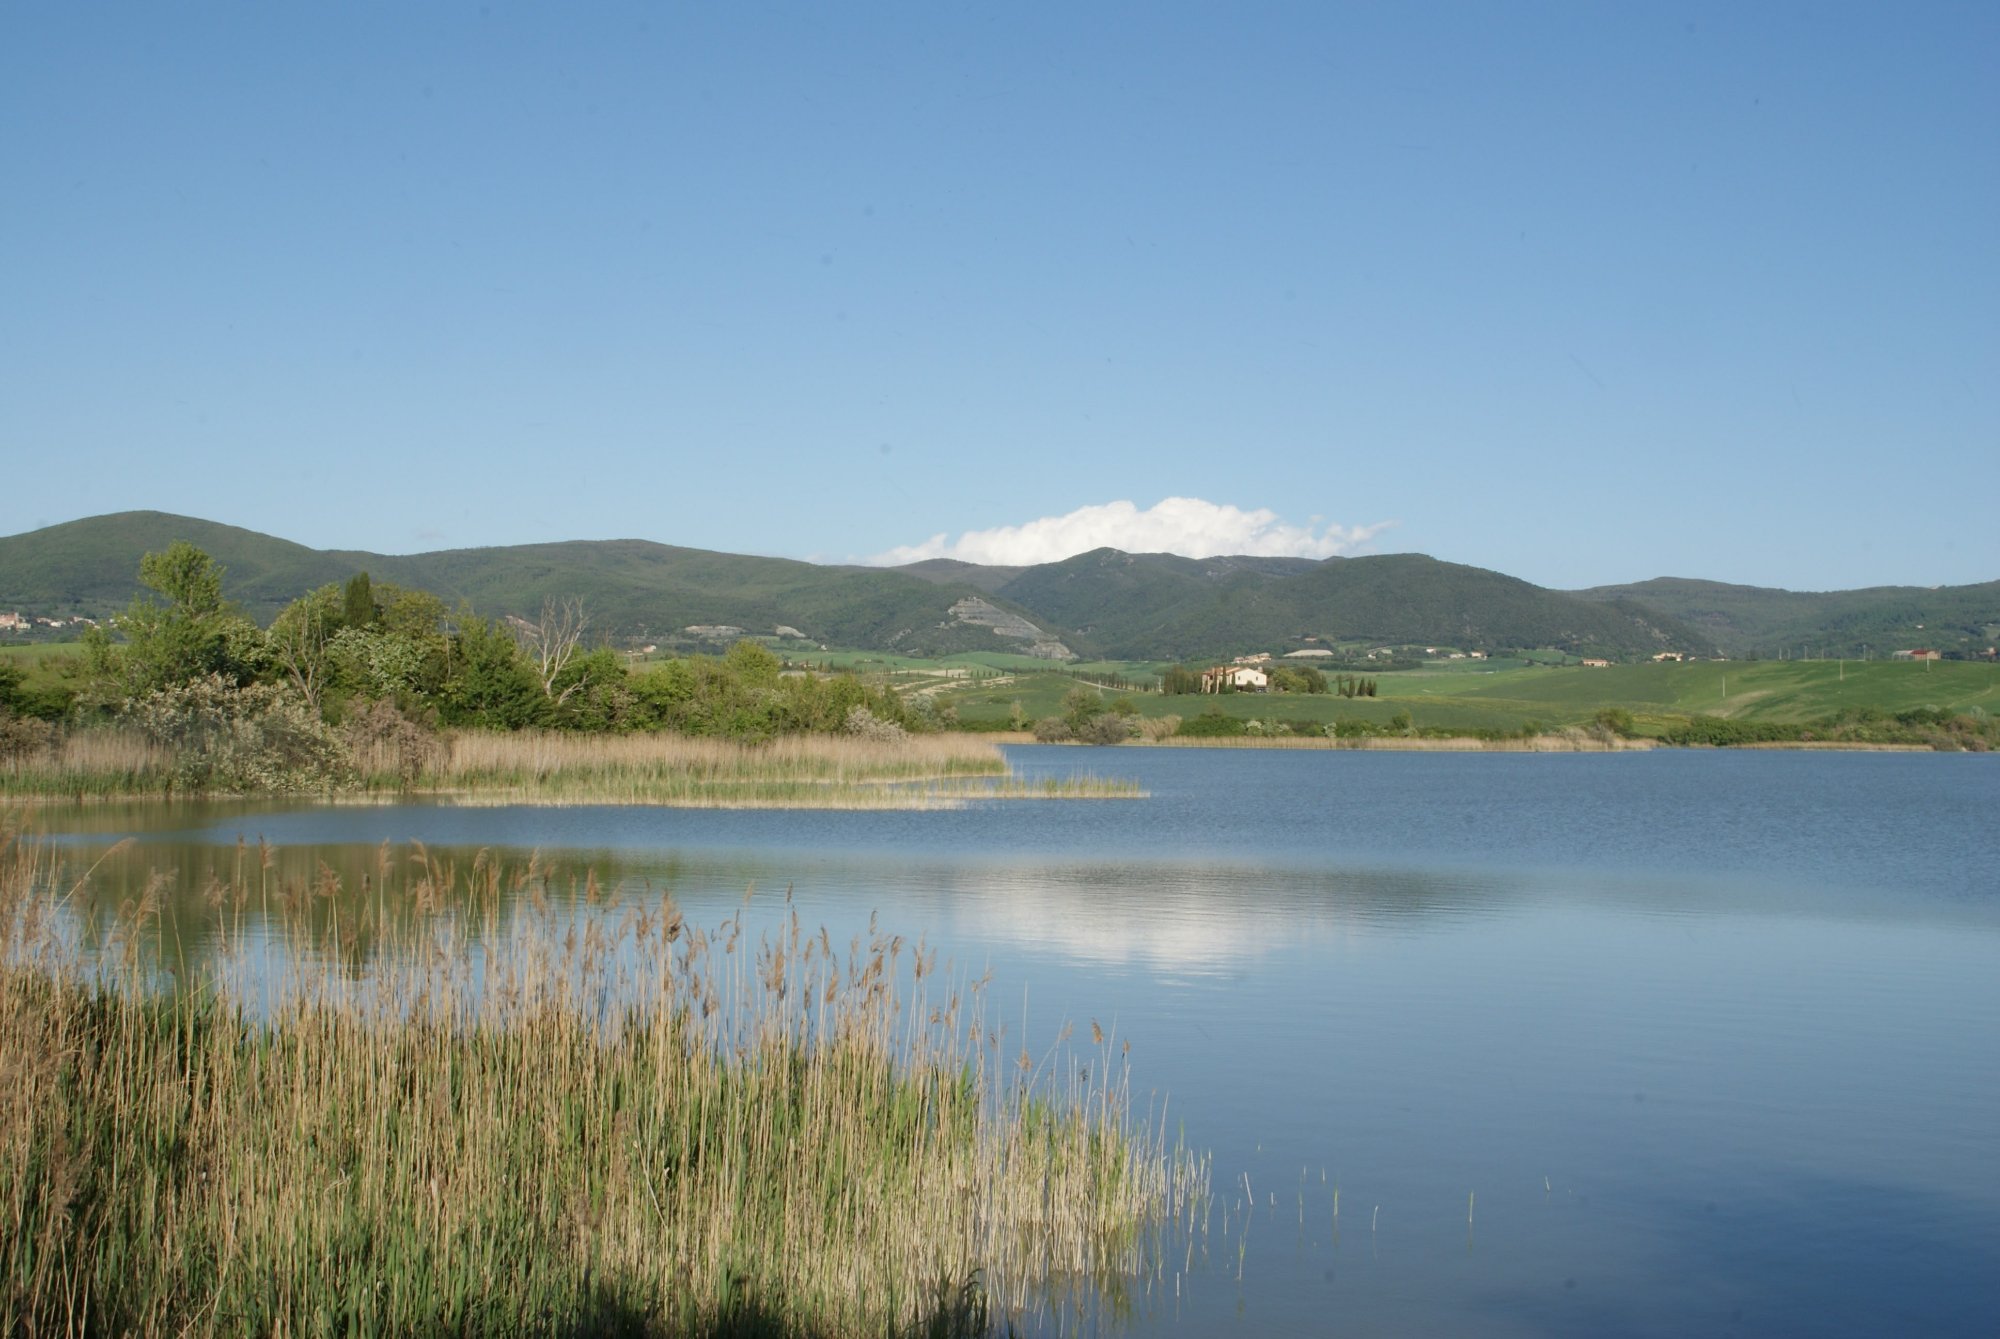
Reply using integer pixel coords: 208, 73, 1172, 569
0, 641, 82, 664
0, 822, 1207, 1337
934, 658, 2000, 740
1399, 659, 2000, 726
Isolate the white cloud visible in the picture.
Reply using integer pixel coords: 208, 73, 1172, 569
869, 497, 1394, 567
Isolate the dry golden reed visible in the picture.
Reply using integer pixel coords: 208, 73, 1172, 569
0, 819, 1205, 1337
8, 727, 1144, 807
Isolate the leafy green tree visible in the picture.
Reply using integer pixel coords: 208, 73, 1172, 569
550, 649, 632, 730
1593, 707, 1636, 737
439, 613, 546, 728
376, 583, 449, 641
107, 542, 264, 698
268, 584, 345, 713
1061, 686, 1105, 733
724, 640, 782, 689
343, 572, 378, 629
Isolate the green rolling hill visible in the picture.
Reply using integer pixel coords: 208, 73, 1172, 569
2, 512, 1992, 665
0, 513, 1043, 657
983, 548, 1709, 660
1571, 576, 2000, 659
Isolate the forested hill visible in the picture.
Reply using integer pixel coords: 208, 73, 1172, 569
0, 512, 1030, 656
8, 511, 1986, 661
1571, 577, 2000, 659
973, 548, 1707, 660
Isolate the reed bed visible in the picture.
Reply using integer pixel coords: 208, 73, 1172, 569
0, 729, 177, 798
1137, 732, 1656, 752
0, 822, 1206, 1337
4, 728, 1144, 807
369, 731, 1142, 807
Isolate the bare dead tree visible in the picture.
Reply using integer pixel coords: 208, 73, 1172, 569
519, 596, 588, 705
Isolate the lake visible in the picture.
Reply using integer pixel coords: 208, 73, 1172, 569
33, 745, 2000, 1337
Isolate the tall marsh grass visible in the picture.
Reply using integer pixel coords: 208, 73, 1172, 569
0, 728, 177, 797
383, 730, 1012, 807
4, 727, 1143, 807
0, 821, 1206, 1336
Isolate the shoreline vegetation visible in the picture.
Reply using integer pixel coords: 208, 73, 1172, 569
0, 729, 1146, 807
0, 822, 1209, 1336
0, 544, 1160, 806
1, 542, 1989, 816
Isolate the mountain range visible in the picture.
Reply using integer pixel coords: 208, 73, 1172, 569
2, 512, 1994, 662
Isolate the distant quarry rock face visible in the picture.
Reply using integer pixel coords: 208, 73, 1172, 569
947, 597, 1074, 660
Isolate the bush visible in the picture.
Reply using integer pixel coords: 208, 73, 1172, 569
1032, 717, 1074, 743
1658, 715, 1799, 747
344, 698, 443, 786
1593, 707, 1636, 737
1175, 709, 1246, 738
126, 675, 352, 793
843, 705, 908, 744
0, 710, 55, 765
1079, 713, 1131, 746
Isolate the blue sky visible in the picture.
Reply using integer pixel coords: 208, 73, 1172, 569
3, 2, 1993, 591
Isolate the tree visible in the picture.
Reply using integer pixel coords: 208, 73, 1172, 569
517, 596, 589, 706
343, 572, 378, 629
723, 639, 782, 689
442, 612, 546, 728
140, 541, 225, 622
268, 584, 344, 714
111, 542, 262, 697
1061, 685, 1105, 733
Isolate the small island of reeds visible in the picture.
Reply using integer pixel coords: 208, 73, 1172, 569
0, 822, 1207, 1336
2, 728, 1142, 808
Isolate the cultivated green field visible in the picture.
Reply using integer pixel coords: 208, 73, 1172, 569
15, 637, 1996, 743
1406, 659, 2000, 724
931, 657, 2000, 738
0, 642, 81, 667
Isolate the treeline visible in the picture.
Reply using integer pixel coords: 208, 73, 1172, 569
1655, 707, 1995, 750
1158, 664, 1339, 695
0, 543, 921, 790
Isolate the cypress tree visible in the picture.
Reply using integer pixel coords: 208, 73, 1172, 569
344, 572, 376, 628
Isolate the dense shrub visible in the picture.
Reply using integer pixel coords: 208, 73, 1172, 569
344, 698, 443, 786
1658, 715, 1801, 746
1175, 710, 1246, 738
1079, 713, 1131, 746
126, 675, 352, 792
843, 704, 907, 743
0, 710, 56, 765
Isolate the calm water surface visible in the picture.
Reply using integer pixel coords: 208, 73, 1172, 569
40, 747, 2000, 1337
